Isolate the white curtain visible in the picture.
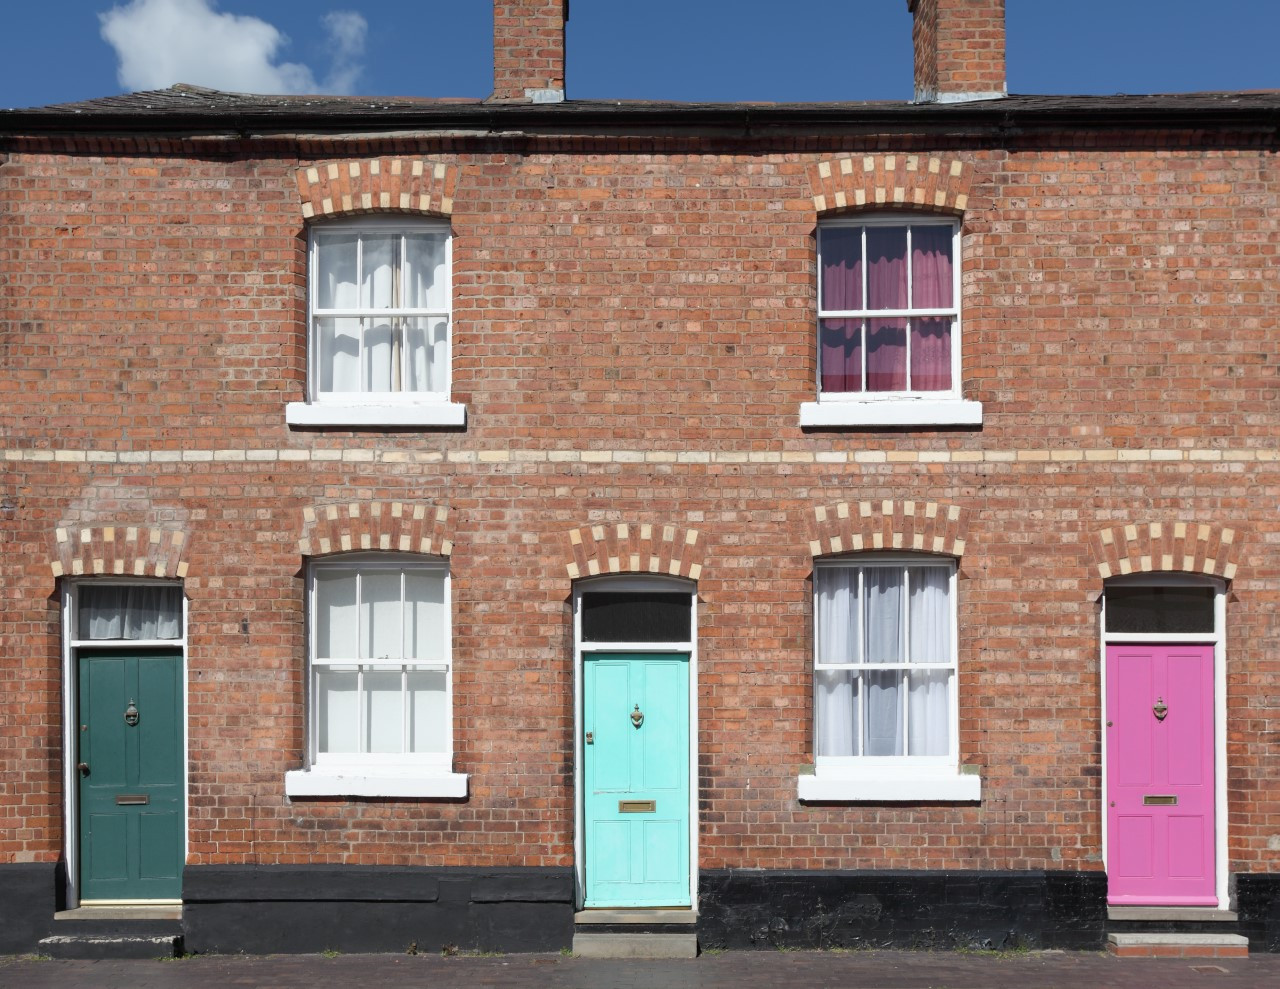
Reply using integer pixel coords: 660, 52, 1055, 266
814, 569, 857, 756
863, 569, 904, 755
79, 585, 181, 640
908, 567, 951, 755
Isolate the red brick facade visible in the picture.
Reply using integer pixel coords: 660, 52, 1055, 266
1, 0, 1277, 957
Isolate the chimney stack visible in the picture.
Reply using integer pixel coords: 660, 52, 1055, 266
908, 0, 1006, 103
492, 1, 567, 103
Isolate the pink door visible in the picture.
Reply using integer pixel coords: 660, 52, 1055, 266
1106, 644, 1215, 905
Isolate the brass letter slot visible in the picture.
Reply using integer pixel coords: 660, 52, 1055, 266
1143, 794, 1177, 806
619, 800, 656, 813
115, 794, 150, 806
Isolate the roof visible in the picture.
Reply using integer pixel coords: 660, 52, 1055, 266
3, 84, 1279, 139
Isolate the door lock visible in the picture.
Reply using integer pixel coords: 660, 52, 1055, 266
584, 731, 593, 745
77, 762, 90, 777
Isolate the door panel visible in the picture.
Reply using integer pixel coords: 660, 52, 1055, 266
583, 653, 690, 908
78, 650, 184, 900
1106, 644, 1214, 905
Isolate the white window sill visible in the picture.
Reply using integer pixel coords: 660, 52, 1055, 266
797, 770, 981, 803
285, 768, 469, 799
799, 398, 983, 428
286, 401, 466, 428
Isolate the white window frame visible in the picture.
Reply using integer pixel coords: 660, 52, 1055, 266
800, 214, 982, 428
61, 578, 189, 908
799, 554, 980, 801
286, 216, 465, 428
284, 554, 467, 798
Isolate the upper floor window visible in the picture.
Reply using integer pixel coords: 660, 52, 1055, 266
287, 217, 464, 427
801, 216, 981, 428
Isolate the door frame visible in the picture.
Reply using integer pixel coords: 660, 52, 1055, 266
572, 575, 697, 911
1099, 573, 1228, 909
61, 580, 189, 908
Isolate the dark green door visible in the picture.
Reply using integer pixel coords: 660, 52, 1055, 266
78, 650, 184, 900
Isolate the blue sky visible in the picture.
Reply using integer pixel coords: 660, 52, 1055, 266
3, 1, 1278, 110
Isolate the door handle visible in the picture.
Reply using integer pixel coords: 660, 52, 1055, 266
77, 762, 90, 777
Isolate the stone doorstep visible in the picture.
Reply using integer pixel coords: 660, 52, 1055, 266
1107, 933, 1249, 958
55, 906, 183, 922
571, 932, 699, 959
1107, 906, 1238, 923
574, 909, 697, 926
38, 934, 184, 960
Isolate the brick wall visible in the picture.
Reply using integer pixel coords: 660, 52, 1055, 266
1, 131, 1277, 874
909, 0, 1006, 102
492, 0, 566, 101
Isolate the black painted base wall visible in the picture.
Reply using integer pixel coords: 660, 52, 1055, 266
0, 863, 58, 954
182, 865, 574, 955
1238, 873, 1280, 954
697, 869, 1108, 951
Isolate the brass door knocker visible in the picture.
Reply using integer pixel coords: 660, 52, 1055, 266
1153, 697, 1168, 722
630, 704, 644, 728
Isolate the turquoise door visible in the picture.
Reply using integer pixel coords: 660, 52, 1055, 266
583, 652, 690, 908
78, 650, 184, 900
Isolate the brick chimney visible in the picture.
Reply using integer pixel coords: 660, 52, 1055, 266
491, 1, 567, 103
908, 0, 1006, 103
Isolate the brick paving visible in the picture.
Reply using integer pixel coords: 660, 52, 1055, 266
1, 950, 1277, 989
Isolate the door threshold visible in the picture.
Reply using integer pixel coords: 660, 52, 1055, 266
58, 904, 182, 922
575, 908, 696, 926
1107, 905, 1237, 922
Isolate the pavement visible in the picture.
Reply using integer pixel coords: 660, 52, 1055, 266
1, 950, 1278, 989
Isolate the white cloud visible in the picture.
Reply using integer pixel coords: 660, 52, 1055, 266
99, 0, 367, 95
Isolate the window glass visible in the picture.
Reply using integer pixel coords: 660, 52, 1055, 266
581, 592, 691, 643
311, 559, 449, 759
815, 561, 955, 760
1106, 586, 1214, 634
78, 584, 182, 640
817, 219, 957, 396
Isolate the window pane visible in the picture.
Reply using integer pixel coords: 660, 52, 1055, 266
581, 592, 691, 642
78, 585, 182, 640
866, 318, 907, 392
815, 567, 859, 664
864, 669, 903, 755
910, 317, 952, 391
1107, 586, 1215, 634
819, 318, 862, 393
864, 569, 903, 664
317, 669, 359, 753
316, 316, 360, 394
404, 232, 448, 310
363, 318, 395, 393
315, 571, 358, 660
908, 566, 951, 663
364, 669, 404, 754
404, 317, 448, 393
908, 669, 950, 756
866, 226, 907, 310
315, 233, 359, 310
360, 234, 395, 309
814, 669, 858, 757
408, 670, 448, 753
910, 226, 953, 309
361, 571, 403, 660
405, 570, 447, 661
819, 226, 862, 312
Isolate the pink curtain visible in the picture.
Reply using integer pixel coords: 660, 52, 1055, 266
866, 228, 907, 391
819, 227, 862, 392
910, 226, 953, 391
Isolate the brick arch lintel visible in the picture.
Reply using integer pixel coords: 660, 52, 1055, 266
1091, 521, 1240, 581
50, 525, 190, 579
299, 501, 453, 559
555, 522, 706, 581
295, 158, 458, 220
808, 499, 968, 559
807, 154, 973, 216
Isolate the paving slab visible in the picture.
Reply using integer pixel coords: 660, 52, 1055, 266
1, 948, 1278, 989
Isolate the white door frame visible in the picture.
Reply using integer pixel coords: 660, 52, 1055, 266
60, 580, 189, 908
571, 575, 698, 911
1099, 573, 1228, 910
